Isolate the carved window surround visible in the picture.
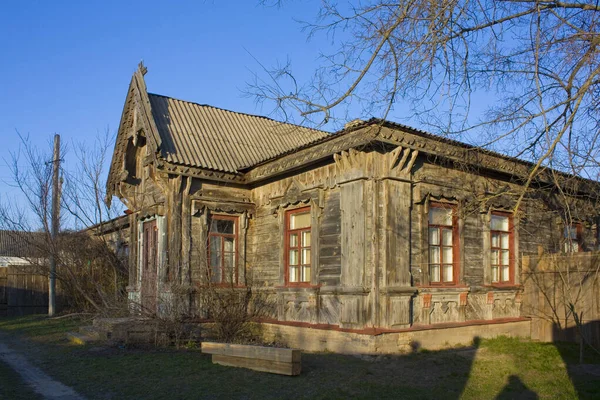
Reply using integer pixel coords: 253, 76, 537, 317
419, 197, 465, 287
136, 214, 167, 288
270, 180, 324, 288
192, 204, 250, 286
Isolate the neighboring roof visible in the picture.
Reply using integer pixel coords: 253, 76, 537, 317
0, 230, 46, 258
147, 93, 330, 173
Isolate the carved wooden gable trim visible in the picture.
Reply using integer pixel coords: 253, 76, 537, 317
107, 63, 163, 205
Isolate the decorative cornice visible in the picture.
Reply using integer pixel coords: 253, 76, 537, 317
244, 128, 377, 184
158, 160, 244, 184
192, 200, 255, 217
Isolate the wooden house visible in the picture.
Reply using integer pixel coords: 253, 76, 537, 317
106, 64, 600, 340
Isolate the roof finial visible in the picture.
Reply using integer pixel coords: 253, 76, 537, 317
138, 60, 148, 76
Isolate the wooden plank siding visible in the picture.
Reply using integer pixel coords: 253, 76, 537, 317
0, 265, 49, 316
0, 268, 7, 316
109, 76, 600, 333
522, 252, 600, 348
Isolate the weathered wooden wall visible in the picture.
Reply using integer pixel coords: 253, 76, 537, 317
522, 252, 600, 347
0, 268, 6, 316
0, 265, 50, 316
117, 123, 600, 331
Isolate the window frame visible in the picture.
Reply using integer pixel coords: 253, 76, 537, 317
427, 202, 460, 286
284, 206, 312, 286
207, 214, 239, 285
490, 211, 514, 286
563, 222, 583, 253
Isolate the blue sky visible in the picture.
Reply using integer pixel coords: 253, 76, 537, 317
0, 1, 332, 203
2, 1, 502, 224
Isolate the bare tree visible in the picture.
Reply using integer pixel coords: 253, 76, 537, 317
252, 0, 600, 358
251, 1, 600, 189
0, 132, 128, 315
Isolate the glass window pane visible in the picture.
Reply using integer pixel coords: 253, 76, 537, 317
568, 242, 579, 253
289, 233, 298, 247
224, 237, 235, 253
210, 237, 220, 267
429, 228, 439, 245
302, 248, 311, 265
211, 265, 221, 283
429, 247, 440, 264
442, 247, 453, 263
491, 233, 499, 248
491, 266, 499, 283
491, 215, 509, 231
564, 226, 578, 239
301, 265, 311, 282
290, 211, 311, 229
491, 250, 499, 266
443, 265, 453, 282
302, 231, 311, 247
501, 265, 510, 281
289, 266, 298, 282
429, 207, 452, 225
500, 233, 509, 249
289, 249, 299, 265
224, 252, 234, 283
211, 219, 234, 234
430, 265, 440, 282
501, 250, 510, 266
442, 229, 453, 246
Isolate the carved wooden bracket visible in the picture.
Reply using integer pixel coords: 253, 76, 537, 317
386, 145, 419, 176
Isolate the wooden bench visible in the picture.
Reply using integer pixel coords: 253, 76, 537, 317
202, 342, 301, 376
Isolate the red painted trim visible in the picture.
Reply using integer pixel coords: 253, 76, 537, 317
459, 292, 468, 306
490, 211, 515, 285
208, 214, 239, 285
422, 294, 432, 308
284, 206, 311, 286
428, 202, 460, 285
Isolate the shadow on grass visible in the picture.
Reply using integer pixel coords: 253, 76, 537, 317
7, 316, 600, 399
552, 320, 600, 400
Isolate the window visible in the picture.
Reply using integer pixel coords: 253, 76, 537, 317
208, 215, 238, 284
428, 203, 458, 284
563, 223, 582, 253
285, 207, 311, 285
491, 212, 513, 284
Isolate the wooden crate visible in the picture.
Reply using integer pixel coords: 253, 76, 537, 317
202, 342, 301, 376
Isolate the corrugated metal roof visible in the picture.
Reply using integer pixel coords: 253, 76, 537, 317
147, 94, 331, 173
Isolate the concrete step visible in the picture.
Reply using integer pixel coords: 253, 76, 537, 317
66, 331, 98, 346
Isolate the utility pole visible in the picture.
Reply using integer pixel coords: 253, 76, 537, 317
49, 134, 60, 316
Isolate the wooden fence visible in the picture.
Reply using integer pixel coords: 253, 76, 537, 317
522, 252, 600, 347
0, 265, 50, 316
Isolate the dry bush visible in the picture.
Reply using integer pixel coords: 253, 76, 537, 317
198, 281, 276, 343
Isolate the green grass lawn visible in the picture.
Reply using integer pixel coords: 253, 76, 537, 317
0, 315, 599, 399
